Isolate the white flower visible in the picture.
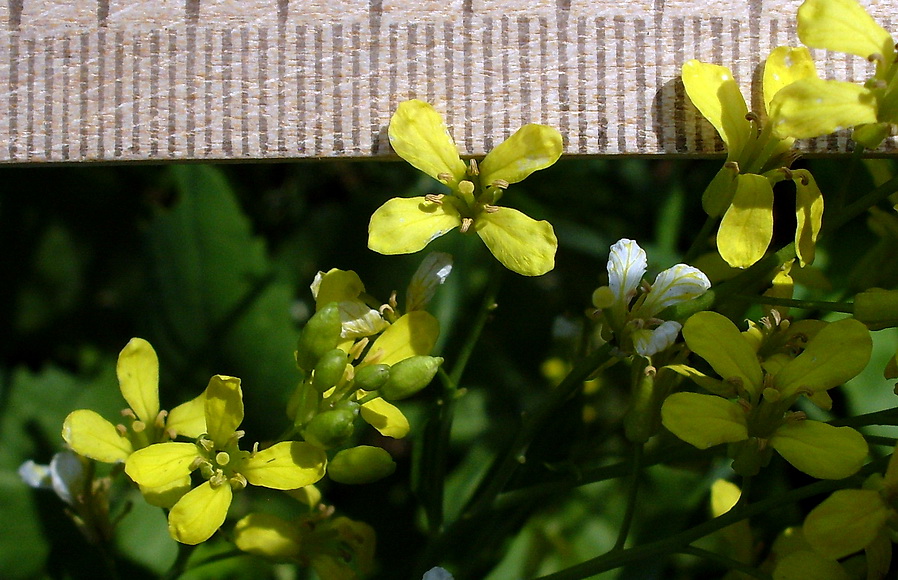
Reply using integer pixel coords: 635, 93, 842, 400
19, 450, 86, 506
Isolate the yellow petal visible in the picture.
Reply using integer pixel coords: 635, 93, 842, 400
661, 392, 748, 449
681, 60, 751, 158
359, 397, 410, 438
124, 442, 199, 488
368, 197, 461, 255
166, 391, 207, 440
168, 480, 232, 545
364, 311, 440, 366
792, 170, 824, 267
204, 375, 244, 447
770, 420, 867, 479
313, 269, 365, 310
139, 477, 192, 508
803, 488, 889, 559
116, 337, 160, 424
234, 513, 304, 560
479, 124, 563, 187
717, 173, 773, 269
701, 164, 739, 217
682, 311, 764, 398
388, 99, 467, 187
663, 364, 735, 397
797, 0, 895, 64
241, 441, 327, 490
770, 79, 878, 140
773, 550, 852, 580
475, 207, 557, 276
62, 409, 133, 463
763, 46, 818, 113
774, 318, 872, 398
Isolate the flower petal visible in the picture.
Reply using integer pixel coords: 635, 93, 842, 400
359, 398, 410, 439
803, 488, 889, 559
797, 0, 895, 64
204, 375, 244, 448
661, 392, 748, 449
681, 60, 751, 158
475, 207, 557, 276
368, 197, 461, 255
774, 318, 872, 398
241, 441, 327, 490
139, 477, 192, 508
682, 312, 763, 397
639, 264, 711, 317
117, 337, 160, 424
406, 252, 453, 312
718, 173, 774, 269
388, 99, 467, 187
168, 480, 232, 545
125, 442, 199, 488
763, 46, 818, 114
770, 420, 867, 479
632, 321, 682, 357
312, 269, 365, 309
234, 513, 304, 560
606, 239, 647, 308
62, 409, 133, 463
770, 79, 878, 140
166, 391, 207, 440
792, 170, 824, 267
773, 550, 852, 580
364, 311, 439, 366
479, 123, 563, 187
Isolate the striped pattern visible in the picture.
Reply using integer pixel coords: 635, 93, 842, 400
0, 0, 893, 162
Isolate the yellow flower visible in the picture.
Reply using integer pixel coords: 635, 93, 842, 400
770, 0, 896, 148
369, 99, 562, 276
125, 375, 327, 544
661, 312, 872, 478
683, 47, 824, 268
61, 338, 206, 463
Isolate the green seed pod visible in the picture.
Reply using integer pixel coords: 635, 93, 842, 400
302, 406, 358, 449
327, 445, 396, 484
379, 356, 443, 401
353, 364, 390, 392
312, 348, 350, 393
296, 302, 343, 372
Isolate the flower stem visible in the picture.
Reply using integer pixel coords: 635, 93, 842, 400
824, 173, 898, 235
682, 213, 717, 265
733, 294, 854, 313
612, 442, 644, 551
677, 545, 772, 580
833, 142, 865, 213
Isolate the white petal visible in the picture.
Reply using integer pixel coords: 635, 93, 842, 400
607, 239, 647, 307
639, 264, 711, 317
633, 321, 683, 357
49, 451, 87, 506
406, 252, 453, 312
309, 271, 325, 300
19, 460, 52, 490
339, 300, 389, 339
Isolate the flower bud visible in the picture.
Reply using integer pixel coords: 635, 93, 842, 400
379, 356, 443, 401
854, 289, 898, 330
353, 364, 390, 392
302, 406, 358, 449
312, 349, 350, 394
296, 302, 343, 372
327, 445, 396, 484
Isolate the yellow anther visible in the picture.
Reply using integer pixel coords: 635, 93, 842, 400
468, 158, 479, 176
155, 410, 168, 429
230, 473, 248, 491
115, 424, 128, 436
724, 160, 740, 173
460, 217, 474, 233
491, 179, 509, 189
121, 408, 137, 419
424, 193, 444, 204
437, 172, 453, 183
483, 204, 499, 213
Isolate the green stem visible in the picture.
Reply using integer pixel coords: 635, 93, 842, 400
733, 294, 854, 313
682, 214, 717, 265
612, 443, 644, 551
530, 468, 876, 580
833, 142, 866, 213
417, 264, 503, 534
677, 545, 772, 580
162, 543, 197, 580
823, 173, 898, 235
831, 407, 898, 428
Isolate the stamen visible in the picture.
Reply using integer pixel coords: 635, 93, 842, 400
781, 167, 793, 181
745, 111, 761, 124
115, 424, 128, 436
424, 193, 444, 204
155, 410, 168, 429
230, 473, 248, 491
483, 204, 499, 213
491, 179, 509, 189
120, 408, 136, 419
388, 290, 398, 310
460, 217, 474, 233
868, 52, 884, 64
468, 158, 479, 176
437, 172, 452, 183
724, 160, 740, 173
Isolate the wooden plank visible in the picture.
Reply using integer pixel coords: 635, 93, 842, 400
0, 0, 893, 163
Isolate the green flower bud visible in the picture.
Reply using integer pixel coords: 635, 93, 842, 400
302, 406, 358, 449
327, 445, 396, 484
296, 302, 343, 372
854, 289, 898, 330
312, 348, 350, 393
379, 356, 443, 401
353, 364, 390, 392
287, 378, 322, 428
